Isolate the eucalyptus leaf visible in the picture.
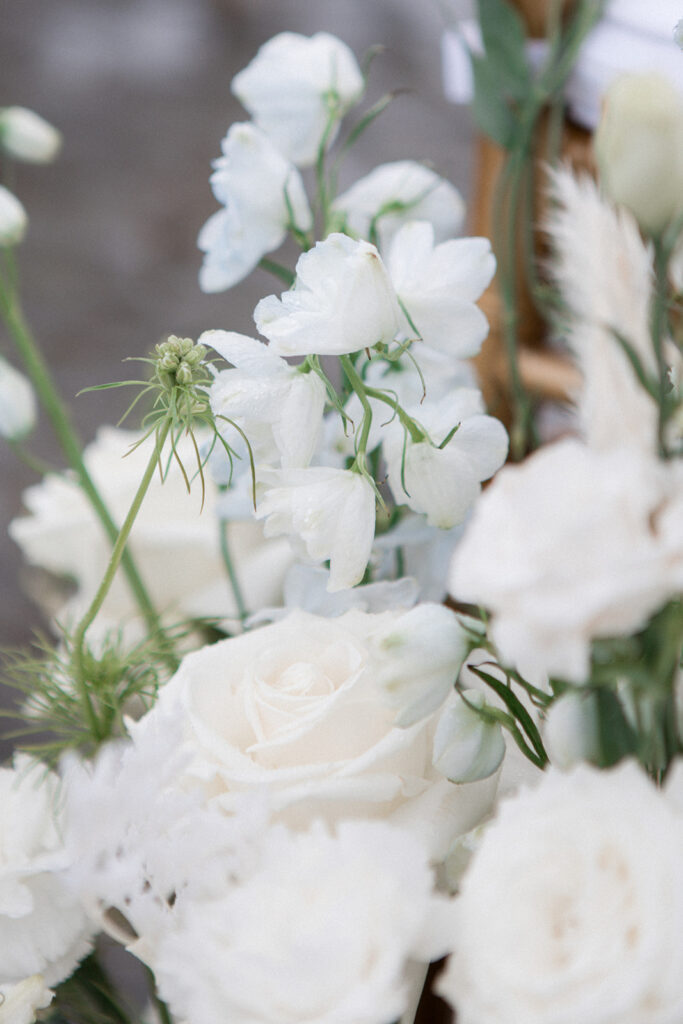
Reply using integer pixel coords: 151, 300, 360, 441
470, 54, 515, 149
477, 0, 532, 101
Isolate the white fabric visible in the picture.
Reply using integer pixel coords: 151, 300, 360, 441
442, 1, 683, 130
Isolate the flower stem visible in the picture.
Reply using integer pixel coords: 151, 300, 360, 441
219, 513, 249, 626
70, 418, 173, 737
0, 272, 164, 636
652, 236, 672, 457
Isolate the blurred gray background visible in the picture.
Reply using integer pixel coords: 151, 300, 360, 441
0, 0, 474, 653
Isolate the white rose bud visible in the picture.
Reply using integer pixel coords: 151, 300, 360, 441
0, 185, 27, 246
432, 689, 505, 784
371, 602, 470, 726
0, 107, 62, 164
595, 73, 683, 236
0, 356, 37, 439
543, 690, 600, 770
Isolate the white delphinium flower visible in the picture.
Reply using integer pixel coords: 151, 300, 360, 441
543, 689, 600, 769
383, 389, 509, 529
449, 439, 683, 684
432, 690, 506, 784
0, 357, 36, 440
0, 185, 27, 247
370, 602, 471, 725
256, 466, 376, 591
231, 32, 363, 167
10, 427, 294, 635
152, 819, 454, 1024
0, 108, 61, 164
254, 233, 401, 357
132, 609, 498, 858
203, 329, 326, 468
0, 756, 92, 986
387, 221, 496, 358
548, 170, 658, 453
0, 976, 53, 1024
438, 761, 683, 1024
198, 122, 312, 293
595, 73, 683, 237
333, 160, 465, 252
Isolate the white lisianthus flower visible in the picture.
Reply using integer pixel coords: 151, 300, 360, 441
0, 186, 27, 247
256, 467, 376, 591
387, 221, 495, 357
133, 609, 498, 858
432, 690, 505, 784
438, 761, 683, 1024
152, 820, 454, 1024
0, 357, 36, 440
231, 32, 363, 167
383, 390, 509, 529
10, 427, 294, 635
543, 690, 600, 770
333, 160, 465, 252
370, 602, 471, 726
595, 73, 683, 236
198, 122, 312, 293
254, 233, 401, 357
449, 439, 683, 684
203, 329, 326, 468
0, 756, 92, 986
0, 977, 53, 1024
0, 107, 61, 164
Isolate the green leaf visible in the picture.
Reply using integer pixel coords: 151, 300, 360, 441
470, 54, 516, 148
594, 687, 638, 768
477, 0, 532, 100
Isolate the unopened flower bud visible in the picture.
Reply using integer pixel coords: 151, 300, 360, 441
543, 690, 599, 770
595, 73, 683, 236
176, 363, 193, 385
0, 356, 37, 439
432, 689, 505, 783
0, 185, 27, 246
0, 107, 62, 164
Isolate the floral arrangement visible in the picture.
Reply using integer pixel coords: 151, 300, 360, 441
0, 11, 682, 1024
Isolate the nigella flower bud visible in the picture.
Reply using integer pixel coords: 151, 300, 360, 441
0, 356, 37, 439
0, 185, 27, 246
0, 107, 62, 164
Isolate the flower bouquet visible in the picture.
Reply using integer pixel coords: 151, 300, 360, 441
0, 7, 682, 1024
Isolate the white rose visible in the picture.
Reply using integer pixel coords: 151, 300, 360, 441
152, 819, 453, 1024
449, 439, 683, 684
0, 186, 27, 247
9, 426, 294, 635
0, 107, 61, 164
198, 122, 312, 293
0, 357, 36, 440
0, 977, 53, 1024
135, 609, 497, 858
332, 160, 464, 253
0, 756, 92, 986
595, 73, 683, 236
438, 761, 683, 1024
254, 233, 401, 357
231, 32, 363, 167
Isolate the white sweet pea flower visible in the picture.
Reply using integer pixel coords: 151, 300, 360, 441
0, 756, 92, 986
449, 439, 683, 684
0, 977, 53, 1024
254, 233, 401, 357
256, 467, 376, 591
438, 761, 683, 1024
383, 390, 509, 529
198, 122, 312, 293
370, 602, 471, 726
432, 690, 505, 784
0, 186, 27, 247
204, 329, 325, 469
0, 357, 36, 440
387, 221, 495, 358
333, 160, 465, 252
231, 32, 364, 167
152, 820, 454, 1024
0, 107, 61, 164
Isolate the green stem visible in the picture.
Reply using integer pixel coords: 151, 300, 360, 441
652, 236, 672, 456
339, 355, 374, 467
0, 273, 164, 636
71, 418, 172, 737
258, 257, 295, 287
219, 514, 249, 625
